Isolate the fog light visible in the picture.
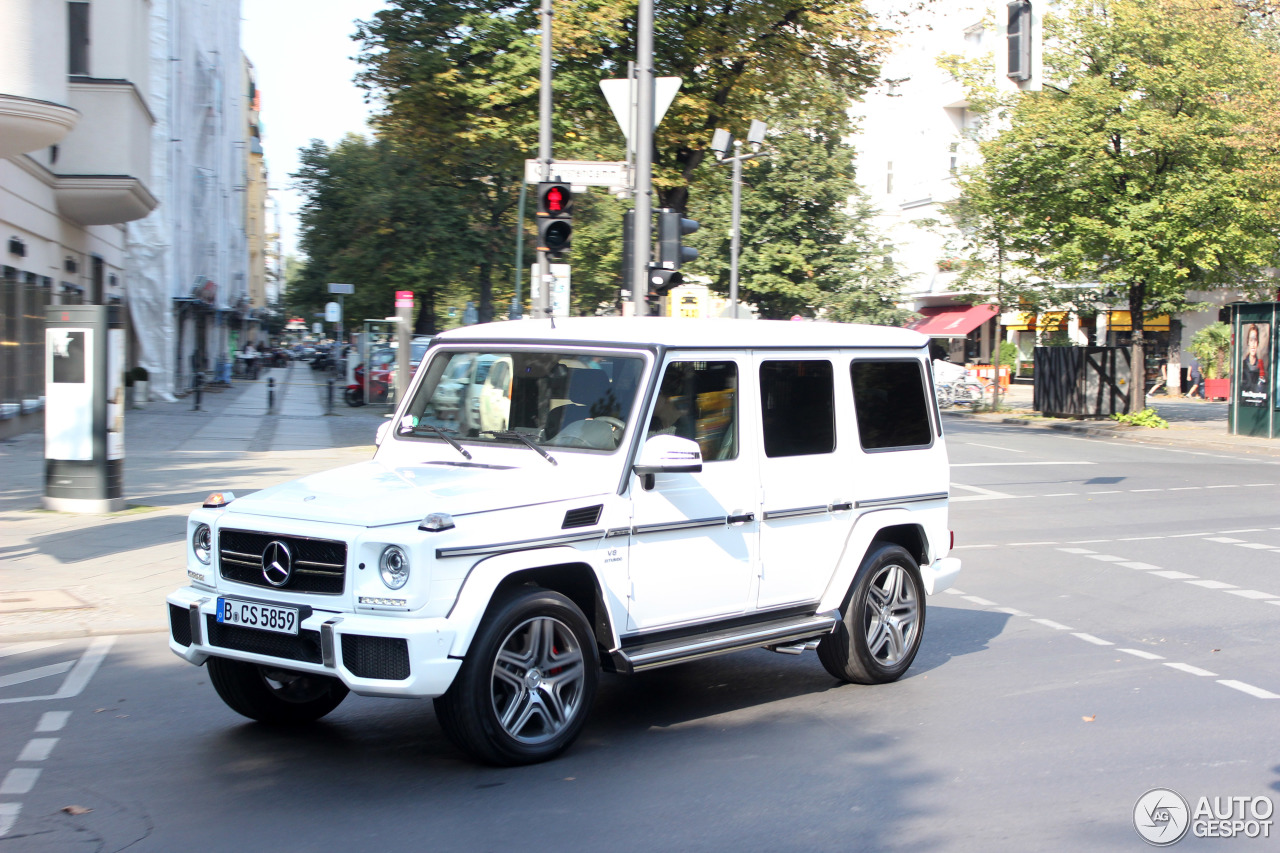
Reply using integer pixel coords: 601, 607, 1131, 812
192, 523, 212, 564
379, 545, 410, 589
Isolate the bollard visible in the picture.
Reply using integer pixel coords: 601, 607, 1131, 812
327, 379, 334, 414
268, 377, 275, 413
193, 372, 203, 411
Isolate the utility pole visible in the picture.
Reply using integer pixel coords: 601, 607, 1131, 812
709, 120, 767, 319
536, 0, 553, 319
630, 0, 655, 318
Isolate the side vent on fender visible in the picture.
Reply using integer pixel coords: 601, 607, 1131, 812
562, 505, 603, 529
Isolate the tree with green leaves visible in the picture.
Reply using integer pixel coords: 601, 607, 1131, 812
949, 0, 1280, 409
348, 0, 900, 319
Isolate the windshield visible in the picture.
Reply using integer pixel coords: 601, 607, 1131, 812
400, 349, 645, 452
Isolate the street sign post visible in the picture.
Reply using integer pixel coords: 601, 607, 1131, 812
524, 160, 628, 188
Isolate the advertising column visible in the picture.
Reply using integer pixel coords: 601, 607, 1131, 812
44, 305, 125, 512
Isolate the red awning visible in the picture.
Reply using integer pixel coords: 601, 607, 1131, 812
906, 304, 998, 338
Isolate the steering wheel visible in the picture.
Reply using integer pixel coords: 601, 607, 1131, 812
590, 416, 626, 433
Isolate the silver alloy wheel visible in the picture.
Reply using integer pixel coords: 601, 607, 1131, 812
861, 563, 920, 666
489, 615, 586, 745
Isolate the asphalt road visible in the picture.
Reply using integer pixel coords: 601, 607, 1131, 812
2, 421, 1278, 852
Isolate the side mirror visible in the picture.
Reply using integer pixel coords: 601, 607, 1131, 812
375, 420, 391, 446
634, 434, 703, 477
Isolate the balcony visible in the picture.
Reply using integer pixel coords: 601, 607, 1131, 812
0, 93, 79, 159
53, 77, 156, 225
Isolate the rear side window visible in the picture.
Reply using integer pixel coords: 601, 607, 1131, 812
760, 360, 835, 457
851, 360, 933, 450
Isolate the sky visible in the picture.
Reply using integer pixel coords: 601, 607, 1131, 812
241, 0, 387, 260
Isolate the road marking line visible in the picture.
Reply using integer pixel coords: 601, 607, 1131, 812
1165, 663, 1218, 677
951, 461, 1097, 466
943, 588, 965, 595
1042, 493, 1079, 497
1087, 554, 1128, 562
1067, 539, 1110, 544
1169, 487, 1202, 491
1218, 680, 1280, 700
1129, 489, 1163, 493
995, 607, 1030, 617
1187, 580, 1237, 589
1118, 536, 1162, 541
963, 596, 996, 606
1225, 589, 1278, 600
1032, 618, 1073, 630
1243, 484, 1275, 487
1072, 633, 1114, 646
0, 641, 63, 660
0, 803, 19, 838
0, 662, 73, 690
1169, 532, 1215, 538
1007, 541, 1060, 546
1119, 562, 1161, 571
1205, 537, 1245, 543
1205, 485, 1239, 489
1235, 543, 1274, 550
1150, 570, 1198, 580
965, 442, 1025, 453
53, 636, 114, 699
16, 738, 57, 762
35, 711, 69, 733
1057, 547, 1096, 554
954, 544, 998, 550
1219, 528, 1263, 533
1089, 490, 1123, 494
1118, 649, 1164, 660
0, 769, 39, 796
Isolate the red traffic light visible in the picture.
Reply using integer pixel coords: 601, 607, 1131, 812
537, 182, 573, 218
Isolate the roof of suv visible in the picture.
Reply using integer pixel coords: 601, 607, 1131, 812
434, 317, 927, 350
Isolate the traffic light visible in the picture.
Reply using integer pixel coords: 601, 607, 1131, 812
1007, 1, 1032, 83
658, 208, 698, 269
536, 181, 573, 258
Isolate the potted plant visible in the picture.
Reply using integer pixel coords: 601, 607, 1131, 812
130, 366, 149, 408
1188, 322, 1230, 400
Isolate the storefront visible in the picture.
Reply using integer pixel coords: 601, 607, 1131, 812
906, 304, 998, 363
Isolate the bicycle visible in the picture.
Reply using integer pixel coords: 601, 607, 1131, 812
936, 377, 991, 409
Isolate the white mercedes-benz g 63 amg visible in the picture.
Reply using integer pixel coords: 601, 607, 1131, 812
168, 318, 961, 765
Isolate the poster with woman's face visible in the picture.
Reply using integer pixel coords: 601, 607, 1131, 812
1239, 322, 1269, 407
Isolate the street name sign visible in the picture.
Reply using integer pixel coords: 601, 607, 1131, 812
524, 160, 629, 188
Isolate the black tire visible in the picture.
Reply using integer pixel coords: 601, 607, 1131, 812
207, 657, 348, 724
434, 586, 599, 766
344, 387, 363, 407
817, 543, 926, 684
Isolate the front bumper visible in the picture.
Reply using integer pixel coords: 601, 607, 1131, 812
166, 586, 461, 699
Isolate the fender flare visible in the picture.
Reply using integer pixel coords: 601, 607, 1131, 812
816, 507, 921, 614
444, 545, 619, 658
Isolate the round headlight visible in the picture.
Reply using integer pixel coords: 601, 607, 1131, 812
192, 523, 212, 564
379, 545, 410, 589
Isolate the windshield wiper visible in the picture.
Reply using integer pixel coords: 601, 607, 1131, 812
404, 423, 472, 460
482, 430, 557, 466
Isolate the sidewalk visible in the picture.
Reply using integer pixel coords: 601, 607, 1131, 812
949, 381, 1280, 458
0, 361, 390, 642
0, 372, 1268, 644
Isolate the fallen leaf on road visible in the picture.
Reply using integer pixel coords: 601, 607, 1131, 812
61, 805, 92, 815
1082, 715, 1096, 722
1212, 649, 1220, 653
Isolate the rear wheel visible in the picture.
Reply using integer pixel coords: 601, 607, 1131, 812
344, 386, 363, 407
207, 657, 348, 724
818, 544, 925, 684
435, 587, 598, 766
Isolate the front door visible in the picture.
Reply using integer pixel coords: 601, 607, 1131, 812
626, 356, 758, 632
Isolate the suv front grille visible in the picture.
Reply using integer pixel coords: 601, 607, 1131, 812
218, 529, 347, 595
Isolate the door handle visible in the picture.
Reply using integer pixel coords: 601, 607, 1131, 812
727, 512, 755, 525
828, 500, 853, 512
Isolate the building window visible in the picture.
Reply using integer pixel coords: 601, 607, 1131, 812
886, 161, 894, 195
68, 2, 90, 76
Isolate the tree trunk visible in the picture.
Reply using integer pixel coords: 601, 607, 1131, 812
477, 260, 494, 324
1129, 283, 1146, 412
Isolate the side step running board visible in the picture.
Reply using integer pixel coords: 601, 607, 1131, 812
610, 611, 840, 674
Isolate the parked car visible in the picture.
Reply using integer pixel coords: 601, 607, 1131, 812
168, 318, 960, 767
409, 336, 433, 374
427, 352, 475, 424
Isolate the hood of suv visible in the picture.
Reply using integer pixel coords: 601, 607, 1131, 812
222, 459, 603, 527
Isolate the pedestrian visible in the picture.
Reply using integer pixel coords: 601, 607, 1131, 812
244, 341, 258, 380
1187, 357, 1204, 399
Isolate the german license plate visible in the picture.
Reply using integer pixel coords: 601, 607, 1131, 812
216, 598, 299, 635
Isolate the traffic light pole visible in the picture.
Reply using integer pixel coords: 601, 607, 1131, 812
536, 0, 553, 319
630, 0, 655, 318
729, 141, 743, 320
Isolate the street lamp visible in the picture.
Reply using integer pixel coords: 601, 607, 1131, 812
710, 119, 767, 319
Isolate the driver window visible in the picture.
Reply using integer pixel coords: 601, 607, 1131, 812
647, 361, 738, 461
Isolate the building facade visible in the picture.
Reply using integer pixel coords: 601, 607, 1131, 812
0, 0, 158, 439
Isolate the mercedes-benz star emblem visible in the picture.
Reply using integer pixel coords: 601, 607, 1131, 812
261, 540, 293, 587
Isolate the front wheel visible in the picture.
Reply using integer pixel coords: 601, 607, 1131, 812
434, 587, 599, 766
207, 657, 348, 724
817, 544, 925, 684
344, 386, 363, 407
